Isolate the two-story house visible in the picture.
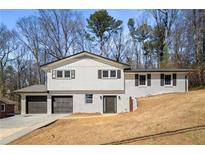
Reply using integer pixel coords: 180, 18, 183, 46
15, 51, 191, 114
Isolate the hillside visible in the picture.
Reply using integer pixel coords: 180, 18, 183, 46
11, 90, 205, 144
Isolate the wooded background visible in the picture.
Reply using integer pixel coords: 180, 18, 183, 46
0, 9, 205, 101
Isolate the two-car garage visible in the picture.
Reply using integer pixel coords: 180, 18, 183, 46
26, 96, 73, 114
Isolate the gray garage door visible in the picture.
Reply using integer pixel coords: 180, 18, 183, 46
26, 96, 47, 114
52, 96, 73, 114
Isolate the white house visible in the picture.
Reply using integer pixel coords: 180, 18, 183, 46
15, 51, 191, 114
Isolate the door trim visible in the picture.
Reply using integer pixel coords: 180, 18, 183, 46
26, 96, 47, 114
103, 95, 117, 113
51, 95, 73, 114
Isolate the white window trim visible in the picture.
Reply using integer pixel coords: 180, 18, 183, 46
64, 70, 71, 79
1, 104, 5, 112
102, 70, 109, 79
110, 70, 117, 78
164, 74, 173, 86
85, 94, 93, 104
139, 74, 147, 87
56, 70, 63, 79
56, 70, 72, 79
102, 70, 117, 79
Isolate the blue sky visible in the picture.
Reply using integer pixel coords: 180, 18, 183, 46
0, 9, 148, 31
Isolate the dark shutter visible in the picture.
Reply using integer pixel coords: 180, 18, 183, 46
52, 70, 56, 79
98, 70, 102, 79
71, 70, 75, 79
173, 73, 177, 86
160, 74, 164, 86
117, 70, 121, 79
147, 74, 151, 86
135, 74, 139, 86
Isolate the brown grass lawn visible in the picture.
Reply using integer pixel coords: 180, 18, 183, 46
11, 90, 205, 145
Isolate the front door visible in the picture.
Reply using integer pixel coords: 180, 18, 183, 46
103, 96, 117, 113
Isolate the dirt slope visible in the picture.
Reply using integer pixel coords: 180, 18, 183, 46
11, 90, 205, 144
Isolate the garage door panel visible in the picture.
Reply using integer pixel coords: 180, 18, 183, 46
26, 96, 47, 114
52, 96, 73, 113
27, 101, 47, 114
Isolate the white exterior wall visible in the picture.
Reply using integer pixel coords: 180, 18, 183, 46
20, 93, 129, 114
125, 73, 186, 98
21, 95, 26, 114
20, 54, 188, 114
47, 94, 52, 114
47, 58, 124, 91
45, 58, 128, 113
72, 94, 129, 113
49, 93, 129, 113
73, 94, 102, 113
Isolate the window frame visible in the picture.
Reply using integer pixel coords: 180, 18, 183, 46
56, 70, 63, 78
164, 74, 172, 86
64, 70, 71, 79
139, 74, 147, 86
102, 70, 109, 78
85, 94, 93, 104
102, 70, 118, 79
55, 70, 73, 79
1, 104, 5, 112
110, 70, 117, 78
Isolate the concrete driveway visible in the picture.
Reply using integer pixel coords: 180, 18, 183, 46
0, 114, 68, 144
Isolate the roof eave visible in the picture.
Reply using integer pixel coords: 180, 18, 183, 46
40, 51, 130, 71
14, 91, 48, 94
124, 69, 195, 73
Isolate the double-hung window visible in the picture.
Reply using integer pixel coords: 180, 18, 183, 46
64, 70, 71, 78
57, 70, 63, 78
56, 70, 72, 79
139, 75, 147, 86
110, 70, 117, 78
102, 70, 117, 79
164, 74, 172, 86
102, 70, 109, 78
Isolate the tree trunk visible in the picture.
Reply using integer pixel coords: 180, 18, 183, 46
0, 63, 5, 96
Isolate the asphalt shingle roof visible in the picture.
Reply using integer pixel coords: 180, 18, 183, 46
124, 68, 194, 72
15, 85, 47, 93
0, 97, 17, 105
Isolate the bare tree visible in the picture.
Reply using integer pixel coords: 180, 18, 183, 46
39, 9, 83, 59
0, 24, 17, 96
78, 30, 98, 52
110, 28, 127, 62
170, 11, 187, 68
186, 10, 205, 86
13, 46, 29, 89
16, 16, 43, 84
